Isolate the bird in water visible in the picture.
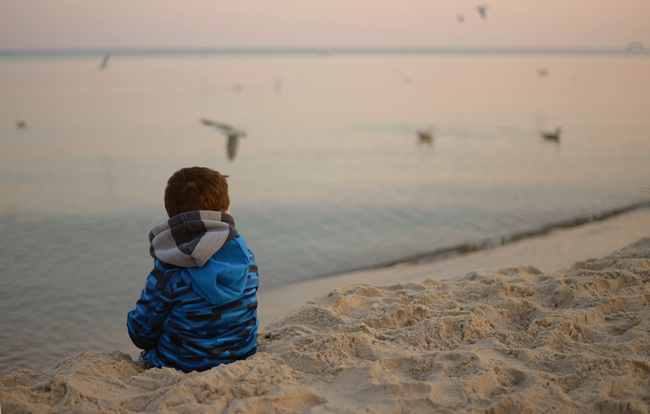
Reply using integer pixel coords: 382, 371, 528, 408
476, 4, 489, 19
417, 129, 433, 145
540, 126, 561, 142
200, 118, 247, 160
16, 120, 27, 129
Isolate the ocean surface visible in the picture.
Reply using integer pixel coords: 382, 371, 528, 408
1, 50, 649, 376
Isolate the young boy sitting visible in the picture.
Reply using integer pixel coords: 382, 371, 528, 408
127, 166, 259, 372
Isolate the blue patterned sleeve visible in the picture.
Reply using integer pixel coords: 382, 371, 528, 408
126, 261, 173, 350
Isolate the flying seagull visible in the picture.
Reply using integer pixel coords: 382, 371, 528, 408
200, 118, 247, 161
99, 53, 110, 70
540, 127, 561, 142
476, 4, 489, 19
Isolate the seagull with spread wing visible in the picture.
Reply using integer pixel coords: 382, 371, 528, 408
476, 4, 489, 19
200, 118, 247, 161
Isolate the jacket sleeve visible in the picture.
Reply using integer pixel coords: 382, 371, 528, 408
126, 261, 174, 350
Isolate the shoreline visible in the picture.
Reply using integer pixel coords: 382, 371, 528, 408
2, 230, 649, 413
258, 206, 650, 328
314, 201, 650, 280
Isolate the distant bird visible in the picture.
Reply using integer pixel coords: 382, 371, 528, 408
457, 14, 465, 23
537, 68, 549, 77
626, 42, 644, 53
99, 53, 110, 70
15, 120, 27, 129
417, 129, 433, 145
200, 118, 247, 160
394, 69, 414, 85
476, 4, 489, 19
540, 127, 561, 142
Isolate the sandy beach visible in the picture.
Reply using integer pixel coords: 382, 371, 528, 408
2, 210, 650, 413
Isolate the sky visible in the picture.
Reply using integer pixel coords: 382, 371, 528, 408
0, 0, 648, 50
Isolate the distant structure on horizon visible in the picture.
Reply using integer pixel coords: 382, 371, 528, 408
626, 42, 644, 53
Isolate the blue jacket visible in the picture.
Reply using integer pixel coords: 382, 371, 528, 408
127, 211, 259, 372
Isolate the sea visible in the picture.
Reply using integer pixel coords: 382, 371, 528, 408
1, 49, 649, 376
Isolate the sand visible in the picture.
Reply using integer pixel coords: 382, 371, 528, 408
258, 206, 650, 328
2, 237, 650, 413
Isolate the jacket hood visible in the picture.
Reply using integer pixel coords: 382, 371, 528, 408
149, 210, 238, 268
150, 211, 249, 304
185, 234, 250, 305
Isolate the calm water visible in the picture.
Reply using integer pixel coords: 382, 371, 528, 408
1, 52, 649, 376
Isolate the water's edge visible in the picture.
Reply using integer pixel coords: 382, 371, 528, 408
309, 200, 650, 281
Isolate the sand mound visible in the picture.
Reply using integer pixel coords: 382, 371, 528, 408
2, 238, 650, 413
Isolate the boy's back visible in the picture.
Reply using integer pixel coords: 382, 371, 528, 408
127, 168, 259, 372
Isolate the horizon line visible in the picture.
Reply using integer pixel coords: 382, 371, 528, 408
1, 46, 648, 56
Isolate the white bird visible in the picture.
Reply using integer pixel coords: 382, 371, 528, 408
476, 4, 489, 19
200, 119, 247, 160
99, 53, 110, 70
540, 126, 561, 142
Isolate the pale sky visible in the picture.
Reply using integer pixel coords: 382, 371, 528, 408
1, 0, 648, 50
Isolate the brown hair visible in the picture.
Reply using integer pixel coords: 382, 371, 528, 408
164, 167, 230, 218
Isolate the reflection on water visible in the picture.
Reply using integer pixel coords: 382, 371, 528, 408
1, 52, 650, 375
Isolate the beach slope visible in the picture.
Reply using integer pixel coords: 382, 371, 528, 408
2, 238, 650, 413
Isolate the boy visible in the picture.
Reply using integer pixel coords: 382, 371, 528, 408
127, 166, 259, 372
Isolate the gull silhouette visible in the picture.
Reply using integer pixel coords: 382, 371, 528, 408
476, 4, 489, 19
99, 53, 110, 70
200, 119, 247, 161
